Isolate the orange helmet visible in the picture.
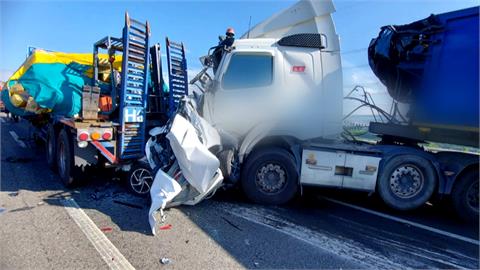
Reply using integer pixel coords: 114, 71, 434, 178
226, 27, 235, 36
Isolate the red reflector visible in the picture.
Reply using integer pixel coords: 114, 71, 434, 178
102, 132, 112, 140
292, 66, 306, 72
78, 132, 89, 141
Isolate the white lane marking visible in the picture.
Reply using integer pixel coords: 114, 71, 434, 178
322, 197, 480, 246
9, 131, 27, 148
61, 198, 135, 270
219, 203, 406, 269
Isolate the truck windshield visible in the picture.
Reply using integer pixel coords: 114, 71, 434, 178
222, 54, 273, 90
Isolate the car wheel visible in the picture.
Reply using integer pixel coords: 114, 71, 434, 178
218, 148, 240, 184
127, 162, 154, 197
46, 124, 57, 170
56, 129, 81, 187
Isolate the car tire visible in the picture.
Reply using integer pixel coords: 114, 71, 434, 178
378, 155, 436, 211
452, 169, 479, 223
46, 124, 57, 170
242, 147, 298, 205
218, 149, 240, 184
56, 129, 81, 187
127, 162, 154, 197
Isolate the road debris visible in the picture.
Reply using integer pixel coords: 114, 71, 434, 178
159, 224, 172, 230
8, 191, 19, 197
101, 227, 113, 232
160, 258, 172, 265
8, 206, 35, 212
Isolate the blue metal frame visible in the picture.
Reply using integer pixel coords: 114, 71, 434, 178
166, 38, 188, 117
117, 13, 151, 160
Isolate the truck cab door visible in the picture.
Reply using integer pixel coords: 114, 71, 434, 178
208, 51, 278, 136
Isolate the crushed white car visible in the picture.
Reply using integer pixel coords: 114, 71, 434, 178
146, 101, 224, 235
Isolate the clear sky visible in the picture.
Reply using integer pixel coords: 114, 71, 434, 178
1, 0, 477, 113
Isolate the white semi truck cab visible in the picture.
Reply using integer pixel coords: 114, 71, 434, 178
198, 0, 343, 157
189, 0, 478, 222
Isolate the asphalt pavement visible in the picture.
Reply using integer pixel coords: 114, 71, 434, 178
1, 115, 479, 269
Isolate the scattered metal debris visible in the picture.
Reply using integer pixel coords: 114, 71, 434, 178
254, 262, 259, 267
8, 191, 19, 197
160, 258, 171, 265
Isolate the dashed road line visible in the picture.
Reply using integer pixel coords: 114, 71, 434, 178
9, 130, 27, 148
61, 198, 135, 270
322, 197, 480, 246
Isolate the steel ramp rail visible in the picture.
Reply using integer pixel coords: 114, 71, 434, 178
118, 13, 150, 160
148, 44, 167, 116
166, 38, 189, 117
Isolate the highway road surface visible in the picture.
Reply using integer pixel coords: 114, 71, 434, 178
1, 114, 478, 269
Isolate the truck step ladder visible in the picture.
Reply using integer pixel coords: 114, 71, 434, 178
166, 38, 188, 117
118, 13, 150, 160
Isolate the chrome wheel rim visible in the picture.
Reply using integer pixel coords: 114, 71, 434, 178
255, 163, 287, 194
389, 164, 424, 199
130, 168, 153, 195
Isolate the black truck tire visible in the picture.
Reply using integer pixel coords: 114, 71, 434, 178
241, 147, 298, 205
218, 149, 240, 184
452, 169, 479, 223
127, 161, 154, 197
46, 124, 57, 170
56, 129, 81, 187
378, 155, 436, 211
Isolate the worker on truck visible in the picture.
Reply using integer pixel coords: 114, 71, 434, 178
212, 27, 235, 73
